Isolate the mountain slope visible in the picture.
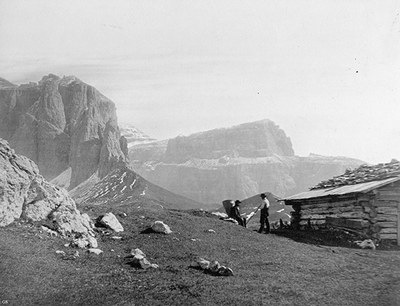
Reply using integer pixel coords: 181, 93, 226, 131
71, 165, 204, 210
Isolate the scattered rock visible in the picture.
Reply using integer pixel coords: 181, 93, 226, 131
151, 221, 172, 234
41, 226, 58, 237
206, 229, 216, 233
88, 248, 103, 255
64, 243, 70, 247
355, 239, 376, 250
97, 213, 124, 232
191, 257, 233, 276
111, 236, 122, 240
131, 248, 146, 258
55, 250, 66, 255
128, 248, 158, 269
72, 238, 89, 249
87, 236, 98, 248
119, 212, 127, 218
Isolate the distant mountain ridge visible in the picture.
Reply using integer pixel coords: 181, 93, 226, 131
119, 124, 157, 148
128, 119, 364, 204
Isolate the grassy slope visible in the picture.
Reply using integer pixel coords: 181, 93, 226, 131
1, 205, 400, 306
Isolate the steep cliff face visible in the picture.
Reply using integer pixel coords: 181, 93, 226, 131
0, 75, 127, 189
129, 120, 364, 204
164, 119, 294, 163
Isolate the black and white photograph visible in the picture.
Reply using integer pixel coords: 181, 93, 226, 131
1, 0, 400, 305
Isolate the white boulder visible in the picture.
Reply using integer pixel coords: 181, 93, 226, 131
98, 212, 124, 232
151, 221, 172, 234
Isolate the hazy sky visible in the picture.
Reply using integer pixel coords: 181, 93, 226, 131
1, 0, 400, 164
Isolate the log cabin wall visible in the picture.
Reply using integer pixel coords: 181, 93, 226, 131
374, 181, 400, 243
288, 182, 400, 244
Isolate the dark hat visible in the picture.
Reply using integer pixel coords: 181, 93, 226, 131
235, 200, 241, 205
260, 193, 266, 198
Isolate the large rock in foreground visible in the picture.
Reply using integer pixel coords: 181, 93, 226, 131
0, 138, 93, 238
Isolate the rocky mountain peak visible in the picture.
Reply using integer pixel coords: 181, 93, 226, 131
0, 74, 128, 190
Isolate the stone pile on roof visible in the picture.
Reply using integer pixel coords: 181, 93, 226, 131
310, 159, 400, 190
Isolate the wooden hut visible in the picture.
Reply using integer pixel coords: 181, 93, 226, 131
284, 161, 400, 245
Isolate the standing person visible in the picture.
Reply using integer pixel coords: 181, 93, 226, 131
231, 200, 246, 227
258, 193, 270, 233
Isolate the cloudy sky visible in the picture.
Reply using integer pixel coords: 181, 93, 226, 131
1, 0, 400, 163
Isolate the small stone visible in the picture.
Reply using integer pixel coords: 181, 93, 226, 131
64, 243, 70, 247
131, 248, 146, 258
55, 250, 66, 255
151, 221, 172, 234
218, 266, 234, 276
72, 238, 89, 249
111, 236, 122, 240
88, 248, 103, 255
207, 229, 216, 233
197, 258, 210, 270
209, 261, 221, 273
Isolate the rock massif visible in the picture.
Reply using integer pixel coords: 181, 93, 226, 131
0, 138, 93, 239
0, 74, 127, 190
129, 119, 364, 204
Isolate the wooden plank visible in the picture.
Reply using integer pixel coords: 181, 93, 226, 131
376, 207, 397, 215
376, 214, 397, 222
375, 200, 398, 208
398, 203, 400, 246
379, 228, 397, 234
380, 233, 397, 240
376, 221, 397, 228
300, 206, 363, 215
379, 195, 400, 202
326, 217, 369, 230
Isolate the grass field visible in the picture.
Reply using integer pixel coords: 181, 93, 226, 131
1, 205, 400, 306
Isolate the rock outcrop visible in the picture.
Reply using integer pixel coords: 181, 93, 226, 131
0, 138, 94, 240
0, 75, 127, 190
129, 120, 364, 204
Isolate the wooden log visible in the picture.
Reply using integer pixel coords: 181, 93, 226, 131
326, 217, 369, 229
377, 221, 397, 228
303, 212, 367, 219
300, 206, 363, 215
299, 219, 326, 226
376, 207, 397, 215
375, 200, 399, 208
378, 194, 400, 202
379, 227, 397, 234
376, 214, 398, 222
379, 233, 397, 240
300, 202, 359, 210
